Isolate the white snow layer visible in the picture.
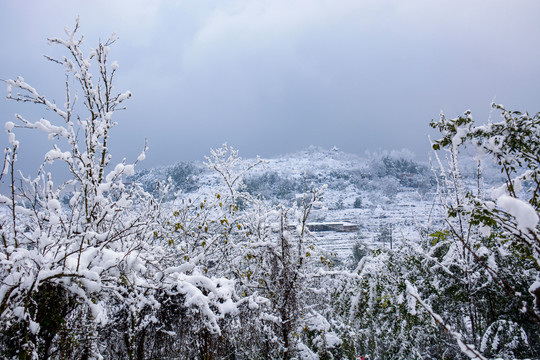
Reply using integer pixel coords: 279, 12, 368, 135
496, 195, 539, 233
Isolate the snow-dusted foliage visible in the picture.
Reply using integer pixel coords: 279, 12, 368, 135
165, 145, 347, 358
327, 105, 540, 360
0, 20, 242, 359
3, 18, 539, 360
0, 19, 350, 357
342, 245, 442, 359
398, 105, 540, 359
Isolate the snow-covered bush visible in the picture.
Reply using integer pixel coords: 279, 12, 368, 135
431, 104, 540, 313
394, 104, 540, 359
168, 145, 343, 358
0, 24, 346, 356
338, 105, 540, 360
333, 242, 445, 360
0, 20, 241, 360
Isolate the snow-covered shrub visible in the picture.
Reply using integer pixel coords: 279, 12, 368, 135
192, 146, 341, 358
0, 20, 241, 360
343, 245, 442, 360
339, 104, 540, 360
0, 19, 154, 358
393, 104, 540, 359
431, 104, 540, 313
480, 319, 529, 359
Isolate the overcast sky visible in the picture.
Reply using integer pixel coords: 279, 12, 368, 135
1, 0, 539, 175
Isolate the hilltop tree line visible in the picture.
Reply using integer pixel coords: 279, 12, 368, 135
130, 149, 434, 204
0, 21, 539, 359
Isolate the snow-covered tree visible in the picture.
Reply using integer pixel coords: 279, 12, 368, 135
398, 104, 540, 359
0, 19, 241, 360
165, 144, 344, 358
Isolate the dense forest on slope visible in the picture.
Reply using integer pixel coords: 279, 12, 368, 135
1, 21, 539, 360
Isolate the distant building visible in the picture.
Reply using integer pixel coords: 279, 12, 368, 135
307, 222, 360, 232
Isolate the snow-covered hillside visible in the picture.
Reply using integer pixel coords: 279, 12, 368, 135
132, 146, 450, 260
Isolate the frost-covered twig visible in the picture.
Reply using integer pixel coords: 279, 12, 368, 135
205, 143, 265, 203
